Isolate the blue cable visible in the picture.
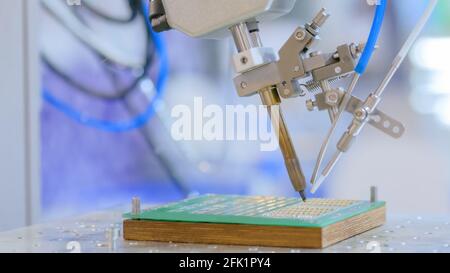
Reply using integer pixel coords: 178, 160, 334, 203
142, 0, 169, 93
43, 0, 169, 133
354, 0, 387, 75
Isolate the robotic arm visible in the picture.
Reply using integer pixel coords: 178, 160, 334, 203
148, 0, 433, 198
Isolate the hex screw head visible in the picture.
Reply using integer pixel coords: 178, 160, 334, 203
325, 91, 339, 106
354, 108, 368, 121
295, 30, 306, 41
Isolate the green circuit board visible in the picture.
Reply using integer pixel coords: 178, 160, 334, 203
124, 194, 385, 228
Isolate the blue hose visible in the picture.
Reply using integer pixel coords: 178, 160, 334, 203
354, 0, 387, 75
43, 0, 169, 133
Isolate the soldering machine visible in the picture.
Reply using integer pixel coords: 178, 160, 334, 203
148, 0, 438, 198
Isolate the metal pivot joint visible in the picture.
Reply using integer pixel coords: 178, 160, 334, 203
307, 91, 405, 139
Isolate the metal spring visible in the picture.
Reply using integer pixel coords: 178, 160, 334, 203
301, 75, 349, 93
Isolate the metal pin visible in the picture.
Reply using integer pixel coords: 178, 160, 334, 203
311, 8, 330, 29
132, 197, 141, 215
370, 186, 378, 203
106, 226, 121, 252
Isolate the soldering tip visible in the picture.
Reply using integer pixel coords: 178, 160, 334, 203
311, 175, 326, 194
299, 191, 307, 202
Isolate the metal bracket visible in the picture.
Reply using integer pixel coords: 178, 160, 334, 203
232, 9, 360, 101
311, 93, 405, 139
233, 47, 278, 74
276, 27, 314, 98
233, 43, 360, 98
310, 44, 357, 82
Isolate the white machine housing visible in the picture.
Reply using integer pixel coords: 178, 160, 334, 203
161, 0, 296, 38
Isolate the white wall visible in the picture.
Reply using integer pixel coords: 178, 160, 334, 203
0, 0, 41, 231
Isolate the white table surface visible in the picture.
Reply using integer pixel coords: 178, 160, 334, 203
1, 208, 449, 253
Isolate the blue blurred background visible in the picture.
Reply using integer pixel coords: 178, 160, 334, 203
38, 0, 450, 220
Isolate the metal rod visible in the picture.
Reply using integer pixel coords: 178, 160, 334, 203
310, 73, 360, 185
229, 23, 253, 53
260, 87, 307, 197
319, 80, 338, 122
374, 0, 438, 98
230, 23, 307, 199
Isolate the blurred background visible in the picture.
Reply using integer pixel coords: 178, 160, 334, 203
0, 0, 449, 231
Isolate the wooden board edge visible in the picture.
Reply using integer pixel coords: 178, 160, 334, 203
123, 220, 324, 249
123, 205, 386, 249
321, 205, 386, 248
